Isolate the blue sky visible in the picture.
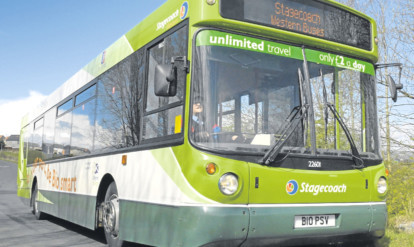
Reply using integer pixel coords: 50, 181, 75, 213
0, 0, 165, 135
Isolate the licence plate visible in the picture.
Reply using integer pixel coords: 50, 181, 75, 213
294, 214, 336, 228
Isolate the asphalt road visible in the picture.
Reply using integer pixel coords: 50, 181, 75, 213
0, 160, 107, 247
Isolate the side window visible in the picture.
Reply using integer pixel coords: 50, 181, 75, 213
75, 85, 96, 106
54, 99, 73, 157
58, 99, 73, 116
42, 108, 56, 161
94, 49, 145, 152
143, 25, 187, 140
28, 118, 43, 164
71, 85, 97, 156
22, 124, 31, 161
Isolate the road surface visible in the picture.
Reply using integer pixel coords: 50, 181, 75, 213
0, 160, 107, 247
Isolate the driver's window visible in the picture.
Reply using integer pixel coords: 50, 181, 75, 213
218, 99, 235, 132
143, 25, 187, 141
241, 94, 263, 134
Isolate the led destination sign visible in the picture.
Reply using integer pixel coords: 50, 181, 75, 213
220, 0, 372, 51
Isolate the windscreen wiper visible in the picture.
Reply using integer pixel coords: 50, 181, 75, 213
259, 105, 309, 165
320, 69, 329, 145
298, 68, 308, 147
326, 103, 365, 169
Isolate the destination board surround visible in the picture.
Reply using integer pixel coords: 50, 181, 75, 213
220, 0, 372, 51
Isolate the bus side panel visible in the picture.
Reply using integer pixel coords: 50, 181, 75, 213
119, 201, 248, 247
17, 122, 31, 204
33, 160, 97, 230
112, 147, 250, 246
37, 190, 96, 230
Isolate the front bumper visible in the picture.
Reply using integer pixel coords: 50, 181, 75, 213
119, 201, 386, 247
241, 202, 386, 246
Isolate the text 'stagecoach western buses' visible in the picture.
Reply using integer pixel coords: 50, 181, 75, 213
18, 0, 390, 246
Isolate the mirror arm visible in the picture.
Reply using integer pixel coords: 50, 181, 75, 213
171, 56, 190, 73
374, 63, 402, 70
375, 63, 404, 88
375, 62, 404, 102
375, 62, 404, 89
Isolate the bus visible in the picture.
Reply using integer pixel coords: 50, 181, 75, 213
18, 0, 389, 246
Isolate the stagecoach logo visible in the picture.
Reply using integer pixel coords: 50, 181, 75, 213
180, 2, 189, 20
156, 2, 189, 31
286, 180, 299, 195
286, 180, 348, 196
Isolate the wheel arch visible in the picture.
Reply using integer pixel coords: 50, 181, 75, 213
30, 176, 38, 207
95, 173, 116, 229
97, 173, 116, 205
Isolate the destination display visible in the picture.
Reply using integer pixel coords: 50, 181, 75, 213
220, 0, 372, 51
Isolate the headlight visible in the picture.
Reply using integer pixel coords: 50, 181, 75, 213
377, 177, 387, 194
219, 173, 239, 195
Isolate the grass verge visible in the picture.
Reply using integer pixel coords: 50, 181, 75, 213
0, 150, 18, 164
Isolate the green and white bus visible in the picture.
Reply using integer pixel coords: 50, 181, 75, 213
18, 0, 389, 246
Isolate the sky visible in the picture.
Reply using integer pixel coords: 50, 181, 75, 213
0, 0, 165, 136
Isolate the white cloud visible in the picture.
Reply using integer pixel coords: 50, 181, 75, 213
0, 91, 47, 136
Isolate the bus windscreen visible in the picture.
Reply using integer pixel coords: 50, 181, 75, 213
220, 0, 372, 51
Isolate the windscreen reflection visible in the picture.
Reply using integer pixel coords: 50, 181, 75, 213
191, 44, 306, 153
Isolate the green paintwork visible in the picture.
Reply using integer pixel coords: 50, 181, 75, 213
119, 199, 386, 247
245, 202, 386, 245
172, 141, 387, 204
17, 116, 30, 199
37, 190, 54, 204
172, 144, 250, 204
119, 200, 249, 247
38, 190, 96, 230
150, 148, 216, 204
249, 164, 370, 204
196, 30, 304, 60
305, 49, 375, 75
196, 30, 376, 75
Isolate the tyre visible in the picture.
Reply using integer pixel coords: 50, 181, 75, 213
103, 182, 124, 247
31, 183, 45, 220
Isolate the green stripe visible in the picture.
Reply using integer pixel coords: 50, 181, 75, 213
196, 30, 304, 60
150, 148, 215, 204
196, 30, 374, 75
305, 49, 375, 75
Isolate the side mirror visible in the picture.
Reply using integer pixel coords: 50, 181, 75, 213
154, 64, 177, 97
375, 63, 404, 102
386, 75, 403, 102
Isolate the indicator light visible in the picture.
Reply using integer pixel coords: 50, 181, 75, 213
206, 163, 217, 175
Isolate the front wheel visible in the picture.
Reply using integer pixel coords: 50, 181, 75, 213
31, 183, 45, 220
103, 182, 124, 247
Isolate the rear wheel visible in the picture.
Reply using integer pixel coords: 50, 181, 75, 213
103, 182, 124, 247
31, 183, 45, 220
